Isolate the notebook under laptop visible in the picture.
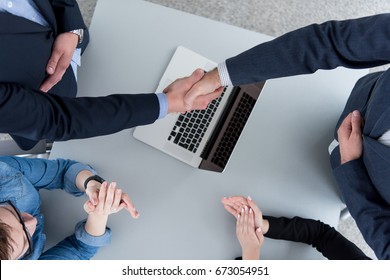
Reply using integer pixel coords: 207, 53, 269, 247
133, 46, 265, 172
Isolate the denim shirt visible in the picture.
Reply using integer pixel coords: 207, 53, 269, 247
0, 156, 111, 260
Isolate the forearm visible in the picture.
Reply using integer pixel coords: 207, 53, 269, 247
0, 156, 89, 194
263, 215, 369, 259
39, 220, 111, 260
0, 84, 159, 142
334, 159, 390, 259
226, 14, 390, 85
242, 248, 260, 260
84, 214, 109, 237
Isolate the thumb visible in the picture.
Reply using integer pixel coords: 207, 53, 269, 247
184, 69, 205, 106
83, 200, 96, 213
46, 51, 61, 75
187, 68, 205, 86
256, 228, 265, 244
351, 110, 362, 134
247, 196, 261, 216
89, 191, 99, 206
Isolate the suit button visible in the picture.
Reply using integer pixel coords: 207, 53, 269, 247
7, 1, 13, 8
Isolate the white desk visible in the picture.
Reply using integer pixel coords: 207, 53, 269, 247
44, 0, 367, 259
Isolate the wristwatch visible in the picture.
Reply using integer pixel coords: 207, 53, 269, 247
69, 28, 84, 44
84, 174, 105, 189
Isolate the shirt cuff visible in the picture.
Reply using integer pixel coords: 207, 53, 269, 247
217, 61, 233, 86
74, 220, 112, 247
64, 163, 97, 196
156, 93, 168, 119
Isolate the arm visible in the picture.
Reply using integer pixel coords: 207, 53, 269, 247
185, 14, 390, 105
0, 156, 91, 196
41, 0, 87, 92
39, 182, 131, 260
333, 159, 390, 259
263, 216, 370, 260
226, 14, 390, 85
222, 195, 370, 259
2, 69, 217, 144
0, 83, 159, 142
333, 110, 390, 259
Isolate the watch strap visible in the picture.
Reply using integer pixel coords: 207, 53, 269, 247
69, 28, 84, 44
84, 174, 105, 190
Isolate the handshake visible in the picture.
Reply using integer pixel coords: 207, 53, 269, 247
164, 68, 224, 114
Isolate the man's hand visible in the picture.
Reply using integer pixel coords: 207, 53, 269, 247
337, 110, 363, 164
164, 68, 223, 113
183, 68, 223, 110
40, 32, 79, 92
236, 206, 264, 260
84, 181, 139, 219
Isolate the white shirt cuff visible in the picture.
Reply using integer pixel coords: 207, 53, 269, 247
217, 61, 233, 86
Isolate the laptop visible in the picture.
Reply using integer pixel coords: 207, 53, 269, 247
133, 46, 265, 172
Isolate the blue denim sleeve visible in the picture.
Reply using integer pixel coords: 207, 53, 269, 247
0, 156, 96, 196
39, 220, 112, 260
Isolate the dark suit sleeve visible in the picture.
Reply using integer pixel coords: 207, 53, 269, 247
226, 13, 390, 85
333, 158, 390, 260
264, 216, 370, 260
49, 0, 86, 32
0, 83, 159, 142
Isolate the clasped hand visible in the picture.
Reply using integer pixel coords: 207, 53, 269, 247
337, 110, 363, 164
164, 68, 224, 113
85, 181, 139, 219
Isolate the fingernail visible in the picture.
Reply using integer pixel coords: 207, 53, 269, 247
353, 110, 360, 117
48, 67, 54, 74
249, 208, 253, 213
247, 195, 252, 201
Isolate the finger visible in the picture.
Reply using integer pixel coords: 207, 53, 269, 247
247, 197, 262, 217
111, 188, 122, 212
83, 200, 95, 213
337, 113, 353, 139
120, 193, 139, 219
40, 55, 70, 92
188, 85, 224, 111
97, 182, 108, 211
46, 48, 62, 75
351, 110, 363, 134
223, 204, 239, 218
236, 209, 243, 236
183, 69, 208, 106
88, 189, 99, 206
256, 228, 265, 245
243, 206, 249, 234
223, 199, 244, 213
104, 182, 117, 212
248, 208, 256, 230
187, 68, 205, 88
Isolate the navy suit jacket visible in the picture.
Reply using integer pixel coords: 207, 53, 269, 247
0, 0, 159, 149
225, 14, 390, 259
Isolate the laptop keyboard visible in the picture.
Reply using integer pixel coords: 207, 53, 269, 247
211, 92, 256, 169
167, 88, 227, 153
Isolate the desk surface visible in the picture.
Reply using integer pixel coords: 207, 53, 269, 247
45, 0, 367, 259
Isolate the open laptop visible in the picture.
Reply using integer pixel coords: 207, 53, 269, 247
133, 46, 265, 172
